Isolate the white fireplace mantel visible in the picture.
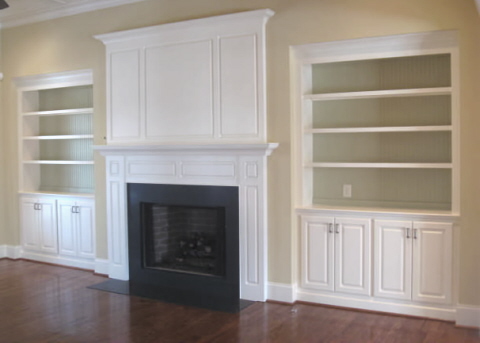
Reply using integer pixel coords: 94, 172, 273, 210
95, 142, 278, 302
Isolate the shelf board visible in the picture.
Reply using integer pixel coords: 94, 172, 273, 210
306, 162, 452, 169
305, 126, 452, 134
303, 87, 451, 101
22, 108, 93, 117
23, 160, 94, 165
23, 134, 94, 140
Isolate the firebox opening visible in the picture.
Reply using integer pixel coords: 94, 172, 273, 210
142, 203, 226, 278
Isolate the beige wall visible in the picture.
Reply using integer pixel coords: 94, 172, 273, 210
1, 0, 479, 305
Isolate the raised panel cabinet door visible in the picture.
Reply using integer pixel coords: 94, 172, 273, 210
38, 198, 58, 254
300, 216, 335, 291
334, 217, 371, 295
374, 220, 413, 300
57, 200, 77, 257
20, 197, 41, 251
412, 222, 452, 304
76, 200, 95, 259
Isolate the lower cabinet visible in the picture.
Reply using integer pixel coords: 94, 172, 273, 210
20, 196, 58, 254
57, 198, 95, 260
300, 216, 371, 296
374, 220, 452, 304
298, 211, 455, 319
20, 194, 95, 268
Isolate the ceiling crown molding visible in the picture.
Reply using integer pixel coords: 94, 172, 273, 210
0, 0, 147, 29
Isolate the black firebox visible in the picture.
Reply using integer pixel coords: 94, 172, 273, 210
127, 183, 240, 312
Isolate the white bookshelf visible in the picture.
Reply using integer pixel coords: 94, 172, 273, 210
293, 32, 459, 213
15, 70, 94, 195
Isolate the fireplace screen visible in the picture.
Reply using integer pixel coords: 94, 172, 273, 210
142, 204, 225, 277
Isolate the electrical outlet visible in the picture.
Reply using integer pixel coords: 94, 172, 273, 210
343, 184, 352, 198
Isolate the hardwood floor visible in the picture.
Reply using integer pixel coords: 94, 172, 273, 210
0, 259, 479, 343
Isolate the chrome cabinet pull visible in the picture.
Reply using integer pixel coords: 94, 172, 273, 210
406, 227, 410, 239
328, 223, 333, 233
413, 229, 418, 239
335, 223, 340, 234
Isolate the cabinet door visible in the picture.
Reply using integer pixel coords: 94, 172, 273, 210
20, 197, 41, 251
412, 222, 452, 304
374, 220, 412, 300
300, 216, 335, 291
57, 200, 77, 257
335, 217, 371, 295
38, 198, 58, 254
76, 200, 95, 259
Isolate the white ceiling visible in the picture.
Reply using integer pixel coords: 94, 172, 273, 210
0, 0, 148, 28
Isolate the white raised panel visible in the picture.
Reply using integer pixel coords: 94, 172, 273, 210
301, 216, 334, 291
110, 50, 141, 141
127, 160, 176, 177
412, 222, 452, 304
38, 198, 58, 254
77, 200, 95, 259
20, 197, 41, 250
219, 34, 258, 138
145, 41, 214, 139
335, 218, 371, 295
374, 220, 412, 300
180, 161, 236, 178
58, 200, 77, 256
244, 185, 260, 285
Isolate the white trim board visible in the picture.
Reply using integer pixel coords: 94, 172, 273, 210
0, 245, 22, 259
267, 282, 297, 304
0, 0, 148, 29
456, 305, 480, 329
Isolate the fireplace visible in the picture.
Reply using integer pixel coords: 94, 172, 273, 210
127, 183, 240, 312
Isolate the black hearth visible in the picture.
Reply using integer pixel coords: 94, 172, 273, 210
127, 183, 240, 312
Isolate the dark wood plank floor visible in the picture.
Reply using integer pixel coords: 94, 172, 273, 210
0, 259, 479, 343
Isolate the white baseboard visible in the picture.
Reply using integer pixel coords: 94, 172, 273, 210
296, 289, 456, 321
0, 245, 22, 259
21, 250, 95, 271
268, 282, 297, 303
94, 258, 109, 275
456, 305, 480, 328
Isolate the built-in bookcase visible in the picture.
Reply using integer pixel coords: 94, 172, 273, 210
16, 70, 94, 195
293, 31, 459, 213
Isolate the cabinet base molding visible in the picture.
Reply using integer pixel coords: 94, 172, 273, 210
267, 282, 297, 304
296, 289, 456, 321
0, 245, 22, 259
456, 305, 480, 329
21, 250, 95, 271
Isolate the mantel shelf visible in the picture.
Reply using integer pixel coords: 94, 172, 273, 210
303, 87, 451, 101
305, 126, 452, 134
94, 143, 279, 156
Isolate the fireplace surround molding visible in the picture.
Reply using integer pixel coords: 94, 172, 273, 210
95, 9, 277, 303
95, 143, 278, 301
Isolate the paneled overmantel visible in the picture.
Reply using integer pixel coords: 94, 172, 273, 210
95, 9, 274, 145
95, 143, 278, 301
